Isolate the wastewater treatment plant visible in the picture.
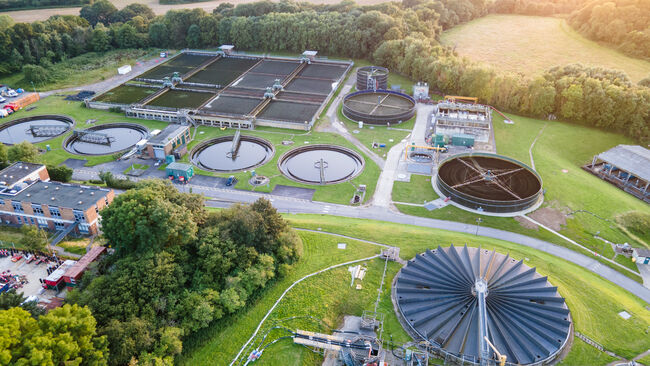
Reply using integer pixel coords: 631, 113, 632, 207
89, 48, 351, 131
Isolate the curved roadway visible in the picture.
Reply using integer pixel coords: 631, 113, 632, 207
199, 187, 650, 303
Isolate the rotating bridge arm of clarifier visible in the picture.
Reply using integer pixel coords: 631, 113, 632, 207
476, 278, 507, 366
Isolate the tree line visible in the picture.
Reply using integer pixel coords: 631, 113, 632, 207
0, 0, 88, 11
66, 182, 302, 365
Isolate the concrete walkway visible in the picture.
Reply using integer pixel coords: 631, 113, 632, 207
411, 104, 433, 146
372, 140, 406, 207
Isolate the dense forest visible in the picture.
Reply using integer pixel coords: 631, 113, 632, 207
0, 0, 88, 11
491, 0, 650, 60
65, 182, 302, 365
0, 0, 647, 138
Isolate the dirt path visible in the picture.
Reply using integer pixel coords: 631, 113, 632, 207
5, 0, 388, 22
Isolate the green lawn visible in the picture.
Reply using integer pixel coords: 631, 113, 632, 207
284, 215, 650, 360
558, 338, 618, 366
440, 15, 650, 83
637, 354, 650, 366
0, 49, 157, 92
337, 103, 415, 152
391, 174, 438, 204
123, 163, 149, 174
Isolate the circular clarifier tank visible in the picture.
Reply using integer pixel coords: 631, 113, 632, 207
190, 135, 274, 172
0, 115, 74, 145
63, 123, 148, 155
278, 144, 364, 185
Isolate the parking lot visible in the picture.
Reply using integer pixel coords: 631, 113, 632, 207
0, 254, 62, 303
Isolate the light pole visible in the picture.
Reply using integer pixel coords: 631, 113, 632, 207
30, 81, 36, 94
475, 217, 483, 236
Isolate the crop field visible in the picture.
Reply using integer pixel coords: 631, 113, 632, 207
440, 15, 650, 83
179, 217, 650, 365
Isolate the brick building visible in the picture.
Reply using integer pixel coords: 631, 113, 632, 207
0, 163, 114, 235
145, 124, 191, 160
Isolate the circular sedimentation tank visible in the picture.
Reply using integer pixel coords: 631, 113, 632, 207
394, 245, 572, 365
190, 135, 274, 172
436, 153, 542, 214
0, 115, 74, 145
343, 90, 415, 125
278, 144, 364, 185
63, 123, 148, 155
356, 66, 388, 91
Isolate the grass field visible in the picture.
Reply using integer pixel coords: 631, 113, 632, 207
179, 216, 650, 365
392, 174, 438, 204
440, 15, 650, 83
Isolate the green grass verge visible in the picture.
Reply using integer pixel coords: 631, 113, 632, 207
283, 215, 650, 360
123, 164, 149, 174
637, 354, 650, 366
558, 338, 618, 366
391, 174, 438, 204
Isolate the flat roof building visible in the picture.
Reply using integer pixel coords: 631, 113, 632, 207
146, 124, 191, 160
0, 162, 49, 191
44, 260, 77, 290
432, 101, 492, 143
165, 162, 194, 183
0, 179, 114, 236
587, 145, 650, 203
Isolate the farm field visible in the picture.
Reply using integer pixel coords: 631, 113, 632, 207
2, 0, 389, 23
440, 15, 650, 83
179, 216, 650, 365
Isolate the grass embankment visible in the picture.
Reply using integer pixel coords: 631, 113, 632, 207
558, 339, 617, 366
440, 14, 650, 83
283, 215, 650, 361
0, 49, 155, 92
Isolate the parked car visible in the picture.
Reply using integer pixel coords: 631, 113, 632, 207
226, 175, 238, 186
6, 90, 18, 97
0, 96, 5, 103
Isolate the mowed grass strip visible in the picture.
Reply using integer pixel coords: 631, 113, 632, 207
440, 15, 650, 83
392, 174, 438, 204
284, 215, 650, 359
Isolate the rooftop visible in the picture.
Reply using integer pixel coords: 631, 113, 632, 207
634, 248, 650, 257
597, 145, 650, 182
166, 162, 193, 171
0, 162, 45, 189
45, 259, 77, 284
64, 246, 106, 279
148, 124, 188, 145
1, 181, 112, 210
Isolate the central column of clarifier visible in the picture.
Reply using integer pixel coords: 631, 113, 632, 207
475, 278, 491, 366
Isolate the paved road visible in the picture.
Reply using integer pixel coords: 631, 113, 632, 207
199, 189, 650, 303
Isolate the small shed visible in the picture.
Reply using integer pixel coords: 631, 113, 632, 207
118, 65, 132, 75
451, 134, 475, 147
44, 260, 77, 290
63, 246, 106, 287
632, 248, 650, 265
219, 45, 235, 55
166, 162, 194, 182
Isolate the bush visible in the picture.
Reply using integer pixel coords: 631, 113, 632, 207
46, 164, 73, 182
22, 64, 51, 84
99, 171, 137, 190
108, 106, 123, 113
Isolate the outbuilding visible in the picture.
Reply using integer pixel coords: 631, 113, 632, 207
586, 145, 650, 203
146, 124, 191, 160
166, 162, 194, 183
62, 246, 106, 286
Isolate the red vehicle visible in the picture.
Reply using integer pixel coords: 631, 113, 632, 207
11, 254, 22, 262
26, 255, 35, 264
